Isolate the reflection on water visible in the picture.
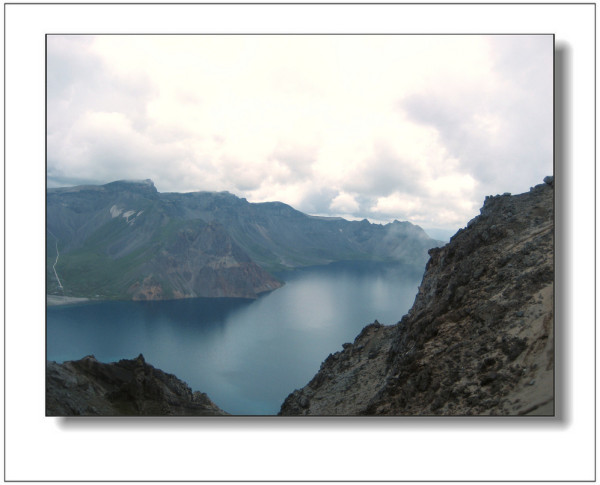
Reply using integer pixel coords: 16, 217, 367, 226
47, 261, 423, 415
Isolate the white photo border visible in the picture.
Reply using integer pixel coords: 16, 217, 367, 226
4, 2, 595, 481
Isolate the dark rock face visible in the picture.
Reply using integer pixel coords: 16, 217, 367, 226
46, 354, 227, 416
280, 180, 554, 416
47, 180, 440, 301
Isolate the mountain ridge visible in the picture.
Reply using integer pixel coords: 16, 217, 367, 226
47, 180, 440, 301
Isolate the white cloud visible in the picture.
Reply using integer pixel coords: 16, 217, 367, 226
330, 192, 360, 214
47, 35, 553, 232
372, 192, 422, 217
426, 173, 478, 198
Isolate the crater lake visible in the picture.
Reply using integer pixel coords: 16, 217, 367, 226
47, 261, 423, 415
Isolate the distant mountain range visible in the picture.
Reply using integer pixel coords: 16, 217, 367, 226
47, 179, 441, 300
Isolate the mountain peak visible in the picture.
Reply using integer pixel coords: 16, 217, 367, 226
110, 179, 156, 188
103, 179, 158, 195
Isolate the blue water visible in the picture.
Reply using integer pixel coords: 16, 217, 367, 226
47, 261, 423, 415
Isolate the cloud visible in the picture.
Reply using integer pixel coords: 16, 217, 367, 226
330, 192, 360, 214
269, 141, 318, 181
297, 186, 340, 215
47, 35, 553, 231
343, 141, 429, 198
399, 36, 553, 202
48, 110, 198, 189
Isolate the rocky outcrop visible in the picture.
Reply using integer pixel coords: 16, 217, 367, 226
46, 354, 227, 416
280, 178, 554, 416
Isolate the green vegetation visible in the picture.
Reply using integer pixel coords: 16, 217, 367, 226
47, 181, 439, 300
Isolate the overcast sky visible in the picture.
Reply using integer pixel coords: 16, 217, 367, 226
47, 35, 553, 234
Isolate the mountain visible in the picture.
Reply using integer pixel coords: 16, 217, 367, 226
280, 177, 554, 416
160, 190, 438, 273
46, 354, 227, 416
47, 180, 440, 300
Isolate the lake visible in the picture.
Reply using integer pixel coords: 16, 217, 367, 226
46, 261, 423, 415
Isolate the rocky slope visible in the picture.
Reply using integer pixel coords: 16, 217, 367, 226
46, 354, 227, 416
47, 180, 440, 300
162, 190, 438, 273
125, 220, 282, 300
280, 177, 554, 416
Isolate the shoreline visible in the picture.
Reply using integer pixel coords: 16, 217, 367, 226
47, 295, 91, 306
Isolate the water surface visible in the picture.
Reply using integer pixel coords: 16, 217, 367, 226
47, 261, 422, 415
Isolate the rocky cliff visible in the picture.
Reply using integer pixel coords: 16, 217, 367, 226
46, 354, 227, 416
47, 180, 440, 301
280, 178, 554, 416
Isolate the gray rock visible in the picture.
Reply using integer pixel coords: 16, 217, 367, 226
480, 372, 499, 386
279, 179, 554, 416
46, 355, 228, 416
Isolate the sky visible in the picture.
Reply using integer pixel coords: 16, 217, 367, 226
47, 35, 553, 236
